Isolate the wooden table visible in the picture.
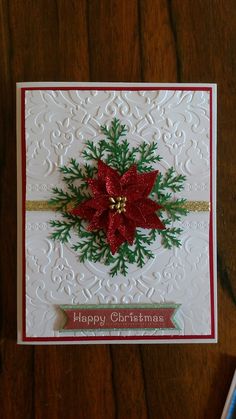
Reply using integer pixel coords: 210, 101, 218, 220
0, 1, 236, 418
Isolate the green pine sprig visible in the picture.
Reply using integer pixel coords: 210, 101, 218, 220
81, 118, 162, 174
153, 167, 186, 193
133, 231, 155, 268
158, 227, 183, 249
60, 158, 97, 186
60, 157, 83, 181
136, 142, 161, 172
49, 187, 75, 211
50, 212, 83, 243
82, 140, 107, 161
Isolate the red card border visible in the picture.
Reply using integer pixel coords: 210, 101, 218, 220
20, 86, 215, 343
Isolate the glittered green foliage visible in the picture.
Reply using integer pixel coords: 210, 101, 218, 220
49, 118, 188, 275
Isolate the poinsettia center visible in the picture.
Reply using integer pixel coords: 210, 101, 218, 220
109, 196, 127, 214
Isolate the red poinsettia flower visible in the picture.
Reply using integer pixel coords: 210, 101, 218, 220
71, 160, 165, 254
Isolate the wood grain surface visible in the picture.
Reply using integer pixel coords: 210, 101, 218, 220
0, 1, 236, 418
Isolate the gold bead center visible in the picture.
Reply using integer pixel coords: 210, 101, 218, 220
109, 196, 127, 213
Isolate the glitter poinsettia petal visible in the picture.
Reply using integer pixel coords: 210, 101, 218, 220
71, 160, 165, 254
137, 171, 159, 196
105, 172, 122, 196
137, 213, 166, 229
125, 202, 146, 224
120, 165, 137, 186
136, 198, 162, 214
87, 178, 106, 195
107, 212, 126, 254
87, 210, 108, 231
97, 159, 118, 180
118, 218, 136, 244
71, 200, 95, 220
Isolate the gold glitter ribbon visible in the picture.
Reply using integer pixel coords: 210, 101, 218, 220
26, 201, 59, 211
182, 201, 210, 212
25, 200, 210, 212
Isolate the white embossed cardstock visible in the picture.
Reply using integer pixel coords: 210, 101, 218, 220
17, 83, 217, 344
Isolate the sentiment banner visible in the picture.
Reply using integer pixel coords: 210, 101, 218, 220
59, 304, 180, 331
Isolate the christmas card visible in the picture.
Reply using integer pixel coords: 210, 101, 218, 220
17, 83, 217, 344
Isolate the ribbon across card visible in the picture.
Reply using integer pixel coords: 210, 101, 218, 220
59, 304, 181, 331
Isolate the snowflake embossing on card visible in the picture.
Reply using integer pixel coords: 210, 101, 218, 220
17, 83, 217, 344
